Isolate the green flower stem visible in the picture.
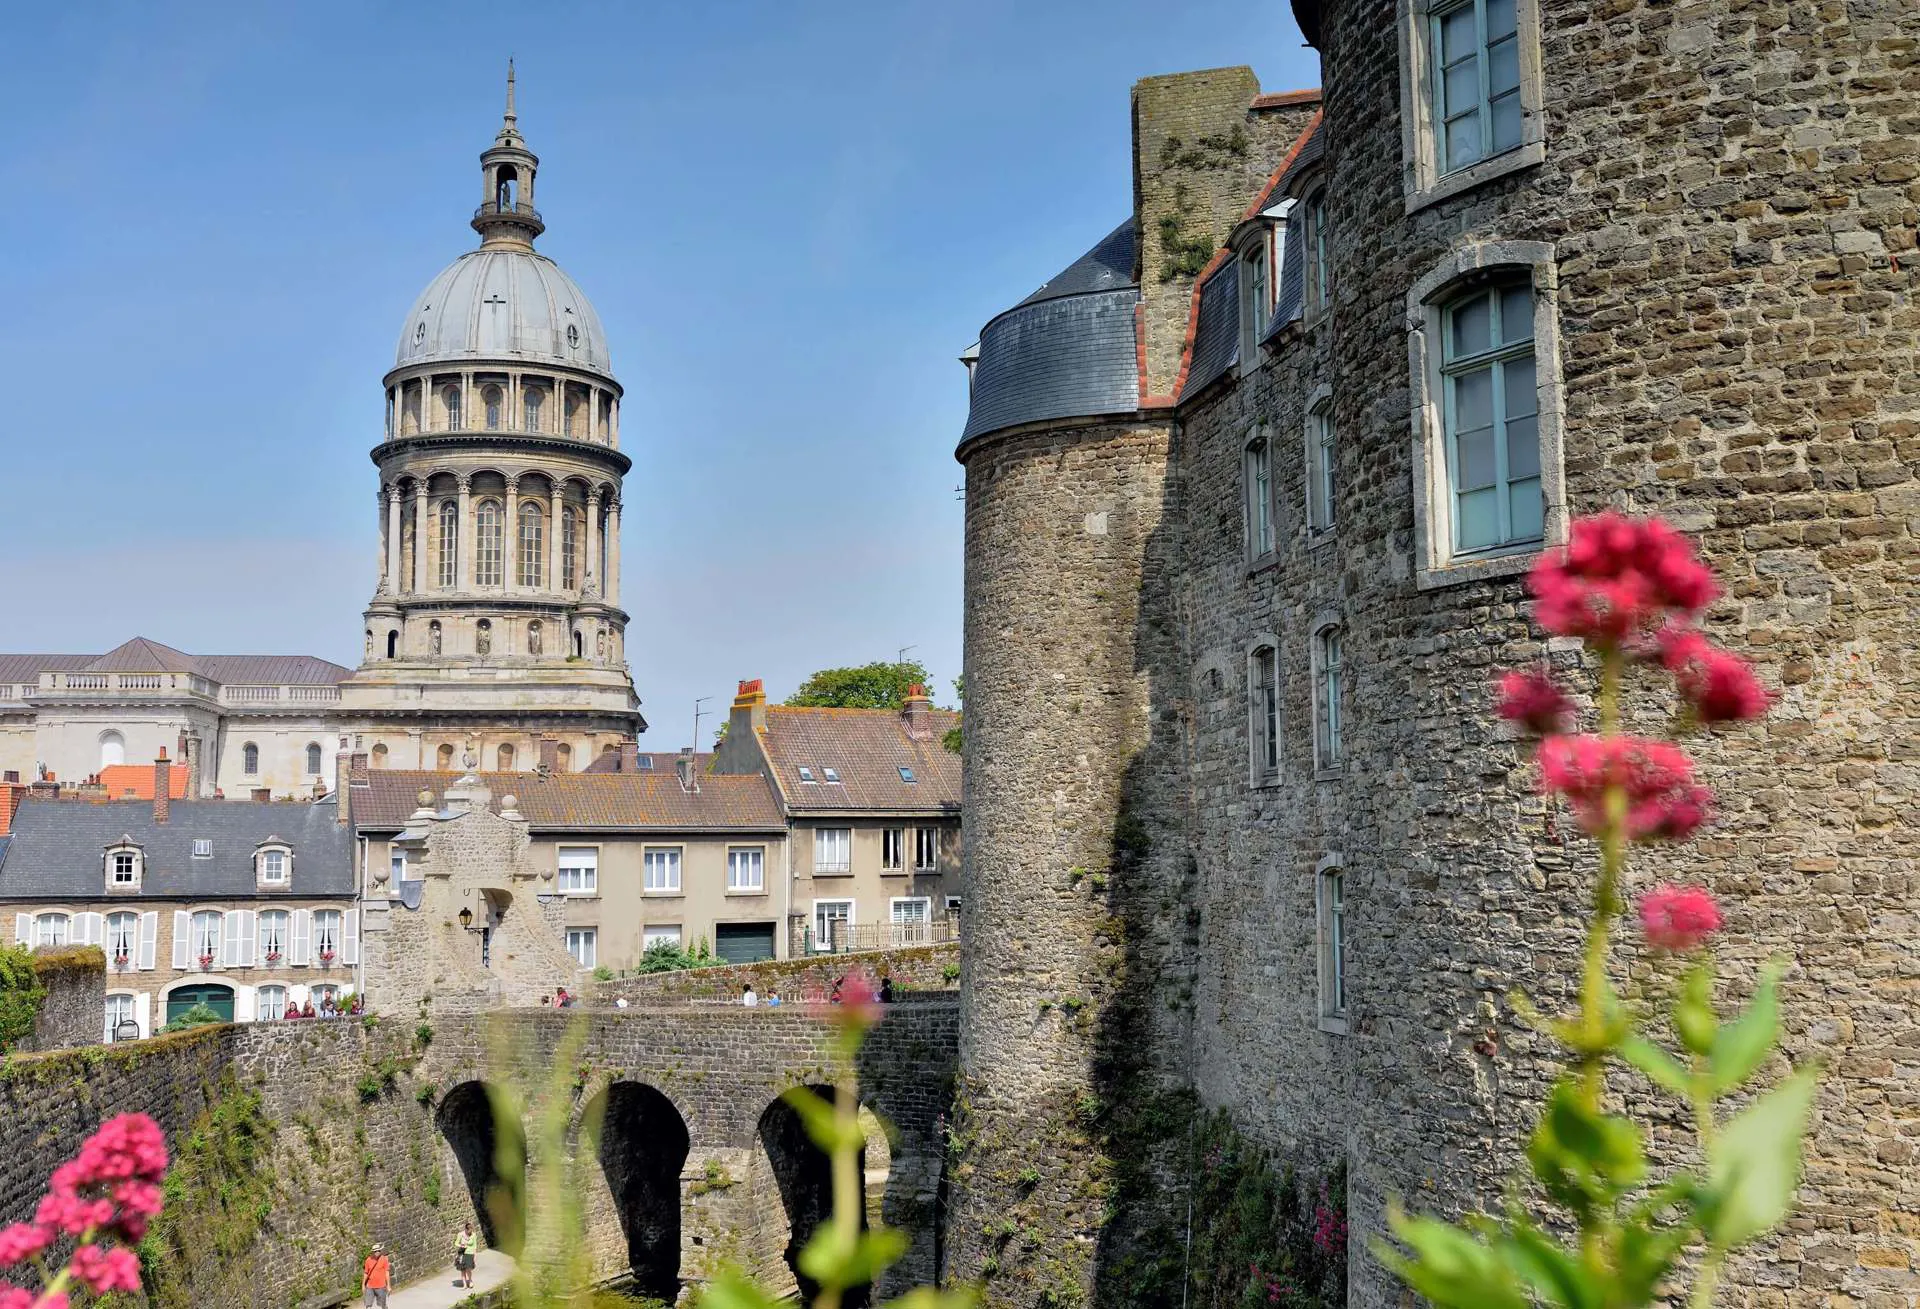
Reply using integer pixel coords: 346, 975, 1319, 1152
1689, 1062, 1724, 1309
818, 1073, 862, 1309
1579, 645, 1628, 1111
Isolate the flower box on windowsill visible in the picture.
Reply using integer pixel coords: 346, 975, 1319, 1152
197, 954, 215, 971
264, 951, 282, 966
317, 951, 336, 968
112, 954, 131, 971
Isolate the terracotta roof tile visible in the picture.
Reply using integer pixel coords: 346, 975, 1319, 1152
96, 765, 191, 801
354, 770, 786, 832
756, 705, 961, 814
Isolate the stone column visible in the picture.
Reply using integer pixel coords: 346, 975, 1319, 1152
463, 372, 474, 430
605, 497, 621, 608
384, 484, 402, 594
584, 487, 601, 597
505, 476, 521, 591
546, 483, 560, 592
456, 475, 473, 592
374, 488, 388, 593
411, 482, 428, 594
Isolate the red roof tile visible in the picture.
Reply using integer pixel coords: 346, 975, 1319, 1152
355, 770, 786, 832
755, 705, 961, 814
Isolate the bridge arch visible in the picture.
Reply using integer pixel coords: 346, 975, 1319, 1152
586, 1080, 691, 1302
757, 1084, 874, 1308
437, 1080, 527, 1257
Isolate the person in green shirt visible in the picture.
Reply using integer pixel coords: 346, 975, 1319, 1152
454, 1222, 479, 1289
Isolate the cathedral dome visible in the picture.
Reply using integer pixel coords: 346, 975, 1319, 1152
394, 248, 612, 377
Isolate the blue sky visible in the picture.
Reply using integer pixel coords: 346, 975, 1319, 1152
0, 1, 1315, 747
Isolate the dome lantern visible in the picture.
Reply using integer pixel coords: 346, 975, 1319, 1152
472, 60, 545, 249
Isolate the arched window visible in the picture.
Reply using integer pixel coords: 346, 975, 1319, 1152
242, 743, 259, 776
475, 500, 504, 587
573, 630, 584, 658
1244, 434, 1274, 559
483, 386, 504, 431
443, 386, 462, 430
561, 505, 579, 589
386, 629, 399, 659
523, 387, 544, 433
556, 743, 572, 772
1316, 856, 1346, 1026
305, 743, 322, 775
436, 743, 455, 769
496, 167, 517, 210
496, 744, 516, 771
518, 502, 544, 588
1249, 644, 1280, 785
370, 744, 389, 769
98, 731, 125, 770
437, 501, 459, 589
565, 392, 581, 436
1313, 625, 1345, 772
1442, 280, 1540, 553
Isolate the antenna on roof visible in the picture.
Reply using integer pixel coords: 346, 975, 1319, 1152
692, 696, 713, 754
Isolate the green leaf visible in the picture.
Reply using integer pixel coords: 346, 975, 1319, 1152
1709, 965, 1782, 1095
1674, 958, 1718, 1057
884, 1288, 981, 1309
1613, 1214, 1694, 1305
1377, 1211, 1531, 1309
1500, 1213, 1601, 1309
798, 1224, 909, 1290
1621, 1035, 1691, 1097
780, 1084, 865, 1154
1704, 1064, 1819, 1248
1527, 1079, 1646, 1218
695, 1266, 787, 1309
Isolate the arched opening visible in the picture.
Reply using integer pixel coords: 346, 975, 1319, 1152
371, 744, 389, 769
165, 982, 234, 1025
496, 744, 516, 772
556, 743, 572, 772
242, 742, 259, 776
573, 630, 584, 658
437, 743, 456, 769
98, 731, 125, 770
590, 1082, 691, 1300
483, 386, 504, 431
758, 1086, 870, 1307
305, 743, 322, 775
496, 167, 518, 211
856, 1105, 894, 1230
437, 1080, 526, 1256
443, 385, 463, 430
387, 629, 399, 659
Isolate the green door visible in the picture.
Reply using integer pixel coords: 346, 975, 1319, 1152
166, 984, 234, 1024
715, 923, 776, 965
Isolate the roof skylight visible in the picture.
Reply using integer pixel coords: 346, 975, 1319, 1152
899, 767, 916, 783
797, 766, 816, 783
823, 768, 841, 784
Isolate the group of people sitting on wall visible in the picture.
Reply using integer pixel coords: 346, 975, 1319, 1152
280, 990, 362, 1020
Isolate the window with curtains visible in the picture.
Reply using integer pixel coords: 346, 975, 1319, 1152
814, 828, 852, 874
915, 827, 938, 871
437, 501, 458, 588
727, 847, 765, 892
561, 506, 579, 589
105, 993, 137, 1039
518, 502, 544, 587
881, 828, 904, 871
1442, 280, 1541, 554
190, 910, 221, 963
106, 913, 137, 964
313, 910, 341, 962
644, 848, 682, 893
35, 914, 69, 947
475, 501, 503, 587
566, 928, 597, 968
257, 985, 286, 1021
258, 910, 289, 963
557, 847, 597, 894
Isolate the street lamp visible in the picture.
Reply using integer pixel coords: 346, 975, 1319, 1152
458, 906, 474, 931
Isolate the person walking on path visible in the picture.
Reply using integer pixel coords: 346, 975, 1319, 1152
454, 1222, 479, 1289
362, 1242, 391, 1309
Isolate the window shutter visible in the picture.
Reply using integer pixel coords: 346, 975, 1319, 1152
78, 912, 103, 946
134, 992, 151, 1037
13, 914, 30, 946
227, 911, 254, 969
171, 912, 190, 970
341, 909, 359, 967
137, 913, 159, 971
291, 910, 312, 967
235, 986, 256, 1023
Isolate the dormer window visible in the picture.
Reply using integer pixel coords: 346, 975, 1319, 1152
256, 843, 292, 888
105, 842, 143, 892
192, 839, 212, 859
1238, 232, 1271, 367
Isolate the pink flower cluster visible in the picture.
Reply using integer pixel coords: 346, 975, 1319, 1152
1311, 1201, 1348, 1258
0, 1113, 166, 1306
1639, 884, 1722, 952
1537, 736, 1715, 843
1527, 511, 1718, 648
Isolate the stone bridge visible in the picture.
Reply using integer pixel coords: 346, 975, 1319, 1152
403, 997, 957, 1302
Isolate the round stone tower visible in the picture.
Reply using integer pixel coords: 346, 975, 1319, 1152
340, 66, 643, 772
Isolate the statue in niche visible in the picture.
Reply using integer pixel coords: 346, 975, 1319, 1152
428, 623, 442, 656
476, 622, 492, 657
528, 622, 542, 656
596, 628, 607, 659
364, 629, 373, 656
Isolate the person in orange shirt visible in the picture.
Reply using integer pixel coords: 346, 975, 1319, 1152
362, 1242, 391, 1308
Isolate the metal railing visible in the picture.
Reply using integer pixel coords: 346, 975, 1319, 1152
473, 200, 544, 224
792, 917, 960, 956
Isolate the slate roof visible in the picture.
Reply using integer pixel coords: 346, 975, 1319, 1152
1183, 259, 1243, 397
353, 771, 786, 832
755, 706, 962, 815
0, 640, 350, 688
1015, 222, 1138, 308
0, 798, 354, 901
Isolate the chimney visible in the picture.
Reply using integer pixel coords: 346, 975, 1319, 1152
0, 785, 18, 836
334, 748, 352, 826
153, 749, 172, 825
715, 679, 768, 774
675, 747, 697, 793
179, 732, 202, 798
619, 738, 641, 773
538, 734, 559, 774
902, 684, 933, 741
251, 787, 272, 803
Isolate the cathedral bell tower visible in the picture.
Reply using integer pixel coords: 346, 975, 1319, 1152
338, 65, 644, 774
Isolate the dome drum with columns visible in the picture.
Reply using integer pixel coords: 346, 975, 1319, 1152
339, 66, 644, 753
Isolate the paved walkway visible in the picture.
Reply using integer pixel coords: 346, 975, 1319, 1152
385, 1248, 514, 1308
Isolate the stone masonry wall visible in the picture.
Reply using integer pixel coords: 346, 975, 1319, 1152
24, 946, 106, 1051
588, 943, 960, 1005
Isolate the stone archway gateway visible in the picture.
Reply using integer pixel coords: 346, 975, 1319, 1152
437, 1080, 527, 1256
590, 1081, 691, 1301
757, 1086, 870, 1309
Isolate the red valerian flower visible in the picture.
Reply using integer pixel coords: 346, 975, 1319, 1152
66, 1246, 140, 1296
0, 1224, 49, 1267
1529, 512, 1719, 646
1658, 625, 1770, 723
1537, 735, 1711, 842
1495, 669, 1574, 735
1639, 884, 1723, 951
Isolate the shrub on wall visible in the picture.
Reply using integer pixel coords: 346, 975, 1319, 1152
0, 944, 47, 1052
139, 1076, 276, 1309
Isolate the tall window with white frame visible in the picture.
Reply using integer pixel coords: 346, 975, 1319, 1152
557, 847, 597, 895
523, 387, 544, 433
1251, 645, 1281, 785
475, 501, 504, 587
565, 928, 597, 969
438, 501, 459, 588
1443, 280, 1540, 554
1239, 236, 1270, 362
518, 503, 544, 588
1317, 864, 1346, 1026
815, 828, 852, 874
443, 386, 463, 430
313, 910, 341, 964
190, 910, 221, 964
1303, 187, 1331, 316
1307, 401, 1336, 533
914, 827, 938, 872
1244, 434, 1274, 560
35, 914, 69, 948
1432, 0, 1523, 173
258, 910, 289, 964
106, 912, 137, 967
484, 385, 503, 430
257, 985, 286, 1022
727, 846, 765, 892
644, 848, 682, 894
104, 993, 137, 1042
1314, 626, 1345, 772
881, 828, 904, 872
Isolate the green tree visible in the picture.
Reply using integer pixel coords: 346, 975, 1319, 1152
786, 660, 933, 710
0, 945, 45, 1052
